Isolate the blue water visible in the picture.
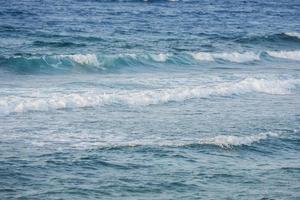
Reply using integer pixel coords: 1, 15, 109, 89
0, 0, 300, 199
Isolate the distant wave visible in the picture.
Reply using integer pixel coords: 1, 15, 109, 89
33, 40, 86, 48
0, 53, 171, 74
235, 32, 300, 44
0, 77, 298, 115
1, 49, 300, 74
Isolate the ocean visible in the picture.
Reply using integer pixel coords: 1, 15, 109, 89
0, 0, 300, 199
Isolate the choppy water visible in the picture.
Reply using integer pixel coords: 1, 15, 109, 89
0, 0, 300, 199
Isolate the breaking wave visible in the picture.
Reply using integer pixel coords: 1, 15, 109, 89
266, 50, 300, 61
55, 54, 100, 65
284, 32, 300, 40
0, 77, 298, 115
191, 51, 260, 63
1, 49, 300, 74
0, 53, 172, 74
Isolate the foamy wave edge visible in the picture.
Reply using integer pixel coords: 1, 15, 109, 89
107, 132, 279, 149
197, 132, 279, 148
55, 54, 100, 65
0, 78, 298, 115
3, 50, 300, 74
27, 132, 279, 150
191, 51, 260, 63
284, 32, 300, 40
266, 50, 300, 61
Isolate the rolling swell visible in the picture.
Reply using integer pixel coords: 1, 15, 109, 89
0, 53, 171, 74
32, 41, 87, 48
234, 32, 300, 44
1, 49, 300, 74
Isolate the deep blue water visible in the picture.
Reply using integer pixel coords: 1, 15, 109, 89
0, 0, 300, 199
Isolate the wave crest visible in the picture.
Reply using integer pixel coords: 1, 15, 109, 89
2, 49, 300, 74
284, 32, 300, 40
56, 54, 99, 65
20, 131, 279, 150
267, 50, 300, 61
191, 52, 260, 63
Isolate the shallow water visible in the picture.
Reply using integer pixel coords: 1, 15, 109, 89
0, 0, 300, 199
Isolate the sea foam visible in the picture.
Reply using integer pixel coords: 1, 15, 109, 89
0, 78, 298, 115
267, 50, 300, 61
150, 53, 169, 62
198, 132, 279, 148
56, 54, 99, 65
191, 52, 260, 63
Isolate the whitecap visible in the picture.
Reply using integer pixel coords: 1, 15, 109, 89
214, 52, 260, 63
266, 50, 300, 61
191, 51, 260, 63
284, 32, 300, 39
56, 54, 99, 65
191, 52, 214, 61
150, 53, 169, 62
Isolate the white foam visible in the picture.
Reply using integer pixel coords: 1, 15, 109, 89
56, 54, 99, 65
19, 131, 279, 150
227, 77, 297, 95
198, 132, 279, 148
267, 50, 300, 61
191, 52, 260, 63
285, 32, 300, 39
0, 78, 298, 115
125, 53, 138, 59
214, 52, 260, 63
0, 93, 112, 114
150, 53, 169, 62
191, 52, 214, 61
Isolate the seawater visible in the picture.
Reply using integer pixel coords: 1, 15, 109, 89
0, 0, 300, 199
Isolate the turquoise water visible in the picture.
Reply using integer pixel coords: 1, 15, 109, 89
0, 0, 300, 199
